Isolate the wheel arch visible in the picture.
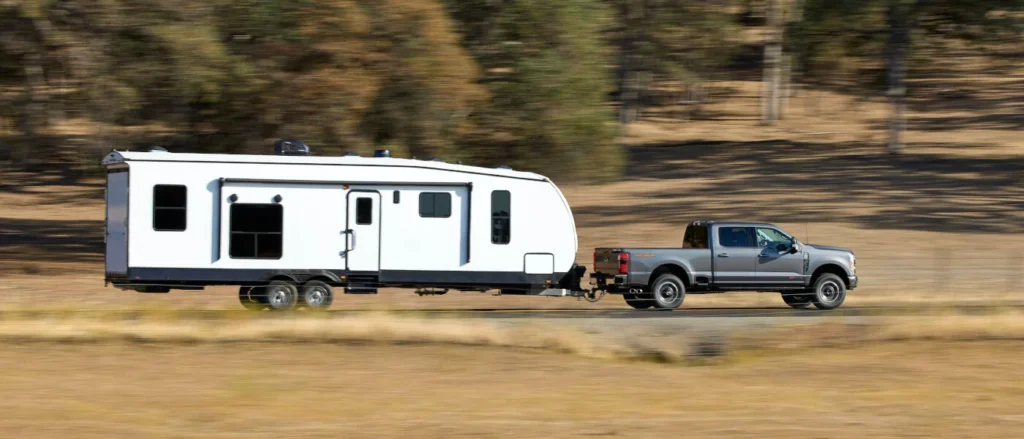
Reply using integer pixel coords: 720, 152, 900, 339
263, 271, 343, 285
649, 263, 691, 288
810, 263, 850, 288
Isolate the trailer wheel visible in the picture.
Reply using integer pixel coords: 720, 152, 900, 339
265, 280, 298, 311
300, 280, 334, 310
238, 286, 266, 311
623, 293, 653, 310
650, 274, 686, 310
811, 273, 846, 310
781, 293, 812, 309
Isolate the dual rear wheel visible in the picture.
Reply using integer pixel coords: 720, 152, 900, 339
623, 274, 686, 310
239, 280, 334, 311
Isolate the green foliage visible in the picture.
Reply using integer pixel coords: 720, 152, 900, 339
1, 0, 486, 159
790, 0, 1024, 87
446, 0, 622, 180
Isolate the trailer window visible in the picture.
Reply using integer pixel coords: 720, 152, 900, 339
229, 204, 283, 259
718, 227, 755, 248
153, 185, 187, 231
355, 197, 373, 225
418, 192, 451, 218
491, 190, 510, 244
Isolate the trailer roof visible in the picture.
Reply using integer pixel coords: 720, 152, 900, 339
103, 150, 548, 181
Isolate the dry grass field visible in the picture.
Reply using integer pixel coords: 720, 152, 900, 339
1, 40, 1022, 438
1, 312, 1024, 438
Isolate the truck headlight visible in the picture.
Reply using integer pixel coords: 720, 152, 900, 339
850, 255, 856, 274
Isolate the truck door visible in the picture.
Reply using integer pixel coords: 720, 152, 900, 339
754, 227, 805, 286
345, 191, 381, 273
713, 226, 758, 284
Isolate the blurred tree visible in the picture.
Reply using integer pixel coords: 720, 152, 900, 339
790, 0, 1024, 151
607, 0, 739, 125
0, 0, 485, 163
445, 0, 622, 180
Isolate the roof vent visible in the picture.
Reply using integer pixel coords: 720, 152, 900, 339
496, 165, 512, 170
343, 152, 359, 157
274, 139, 310, 156
149, 146, 168, 152
373, 149, 391, 158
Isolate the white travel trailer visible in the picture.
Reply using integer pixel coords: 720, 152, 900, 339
102, 142, 586, 310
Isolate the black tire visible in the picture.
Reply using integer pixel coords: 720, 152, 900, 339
650, 274, 686, 310
623, 293, 653, 310
811, 273, 846, 310
781, 293, 812, 309
238, 286, 266, 311
300, 280, 334, 310
264, 280, 298, 311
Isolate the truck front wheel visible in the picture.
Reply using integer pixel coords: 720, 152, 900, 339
811, 273, 846, 310
650, 274, 686, 310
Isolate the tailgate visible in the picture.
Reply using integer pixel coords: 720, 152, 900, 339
593, 248, 624, 274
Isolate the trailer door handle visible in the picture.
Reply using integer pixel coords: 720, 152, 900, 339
717, 253, 729, 258
340, 229, 354, 256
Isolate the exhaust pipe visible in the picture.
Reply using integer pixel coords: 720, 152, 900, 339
629, 288, 643, 294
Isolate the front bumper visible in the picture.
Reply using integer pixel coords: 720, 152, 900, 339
848, 275, 858, 290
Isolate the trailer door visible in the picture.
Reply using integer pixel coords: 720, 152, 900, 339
345, 191, 381, 272
105, 171, 129, 277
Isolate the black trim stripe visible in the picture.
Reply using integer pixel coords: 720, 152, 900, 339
120, 267, 564, 290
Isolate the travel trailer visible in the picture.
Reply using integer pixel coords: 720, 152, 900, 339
102, 141, 585, 310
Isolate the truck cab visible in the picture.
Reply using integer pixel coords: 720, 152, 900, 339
592, 221, 857, 310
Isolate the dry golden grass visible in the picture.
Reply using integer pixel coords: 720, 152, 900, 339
0, 311, 1022, 364
0, 328, 1022, 438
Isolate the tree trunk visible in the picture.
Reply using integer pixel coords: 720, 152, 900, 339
761, 0, 782, 124
618, 0, 646, 126
886, 1, 910, 153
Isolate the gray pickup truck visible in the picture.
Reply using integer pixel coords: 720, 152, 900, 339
591, 221, 857, 310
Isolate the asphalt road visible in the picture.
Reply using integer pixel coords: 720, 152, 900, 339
322, 304, 1015, 319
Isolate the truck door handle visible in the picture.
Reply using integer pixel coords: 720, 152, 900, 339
717, 253, 729, 258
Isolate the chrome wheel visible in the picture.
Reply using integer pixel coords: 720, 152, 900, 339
300, 280, 334, 310
812, 273, 846, 310
264, 280, 297, 311
269, 288, 290, 307
819, 281, 841, 303
658, 283, 680, 303
305, 287, 328, 306
650, 274, 686, 310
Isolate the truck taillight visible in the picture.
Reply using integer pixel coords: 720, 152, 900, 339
617, 253, 629, 274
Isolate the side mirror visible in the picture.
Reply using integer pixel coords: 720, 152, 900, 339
775, 243, 788, 253
789, 243, 800, 254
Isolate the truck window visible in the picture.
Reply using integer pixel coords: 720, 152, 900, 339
718, 227, 754, 248
229, 204, 283, 259
418, 192, 451, 218
153, 185, 187, 231
491, 190, 510, 244
755, 227, 790, 247
682, 225, 708, 249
